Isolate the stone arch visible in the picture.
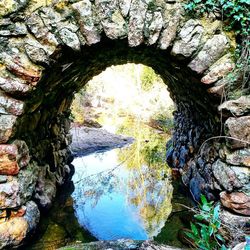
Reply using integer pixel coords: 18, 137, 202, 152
0, 0, 249, 248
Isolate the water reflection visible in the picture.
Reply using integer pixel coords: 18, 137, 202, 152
72, 119, 173, 240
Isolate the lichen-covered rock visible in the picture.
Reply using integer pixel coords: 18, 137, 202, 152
219, 96, 250, 117
119, 0, 131, 17
0, 0, 28, 16
224, 148, 250, 167
225, 116, 250, 149
72, 0, 101, 45
220, 191, 250, 216
0, 20, 27, 37
188, 34, 229, 73
201, 54, 235, 84
0, 92, 24, 116
128, 0, 148, 47
158, 3, 184, 50
58, 28, 81, 51
96, 0, 127, 40
0, 114, 17, 143
171, 19, 204, 58
144, 10, 163, 45
212, 160, 244, 191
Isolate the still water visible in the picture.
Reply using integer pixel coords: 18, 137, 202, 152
23, 119, 192, 249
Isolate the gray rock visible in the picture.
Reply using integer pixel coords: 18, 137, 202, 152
58, 28, 81, 51
188, 34, 229, 73
171, 19, 204, 58
72, 0, 101, 45
158, 3, 184, 50
23, 201, 40, 232
212, 159, 243, 191
224, 116, 250, 149
218, 96, 250, 117
96, 0, 127, 40
24, 43, 50, 65
0, 114, 17, 143
0, 92, 24, 116
224, 148, 250, 167
128, 0, 149, 47
144, 10, 163, 45
119, 0, 132, 17
0, 22, 27, 36
201, 54, 235, 84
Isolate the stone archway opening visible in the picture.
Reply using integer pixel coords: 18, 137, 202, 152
0, 0, 249, 248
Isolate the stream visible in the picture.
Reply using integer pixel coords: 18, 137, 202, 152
22, 118, 193, 249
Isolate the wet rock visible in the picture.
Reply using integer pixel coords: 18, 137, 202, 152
212, 159, 243, 191
190, 172, 205, 202
0, 114, 17, 143
34, 165, 57, 209
225, 149, 250, 167
201, 54, 235, 84
218, 96, 250, 117
158, 3, 184, 50
220, 191, 250, 216
171, 19, 204, 58
128, 0, 148, 47
144, 10, 163, 45
72, 0, 101, 45
224, 116, 250, 149
188, 34, 229, 74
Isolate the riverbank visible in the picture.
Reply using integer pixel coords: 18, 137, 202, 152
70, 125, 134, 156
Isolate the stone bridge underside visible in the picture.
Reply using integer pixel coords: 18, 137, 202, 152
0, 0, 249, 248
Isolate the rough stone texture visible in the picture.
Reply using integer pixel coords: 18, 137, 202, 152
0, 200, 39, 249
201, 54, 235, 84
220, 191, 250, 216
219, 96, 250, 117
171, 19, 204, 58
72, 0, 101, 45
224, 149, 250, 167
128, 0, 148, 46
0, 114, 17, 143
0, 0, 248, 248
225, 116, 250, 149
188, 34, 229, 73
212, 159, 246, 191
158, 3, 184, 50
144, 10, 163, 45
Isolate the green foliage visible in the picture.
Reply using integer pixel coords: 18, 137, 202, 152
140, 66, 162, 91
184, 0, 250, 45
185, 195, 227, 250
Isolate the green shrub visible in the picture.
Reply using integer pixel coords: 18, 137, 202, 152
185, 195, 227, 250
